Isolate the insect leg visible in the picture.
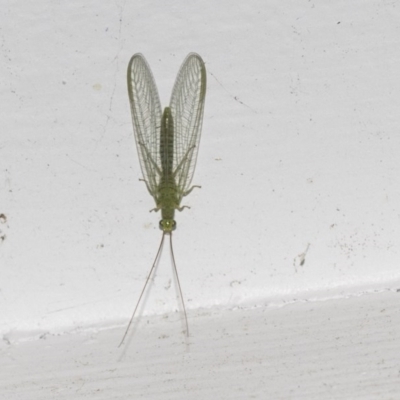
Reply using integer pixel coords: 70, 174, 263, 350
182, 185, 202, 197
176, 205, 190, 212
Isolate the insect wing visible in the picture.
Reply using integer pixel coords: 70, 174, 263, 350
169, 53, 207, 196
127, 54, 162, 197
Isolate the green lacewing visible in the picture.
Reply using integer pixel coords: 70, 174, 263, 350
119, 53, 206, 346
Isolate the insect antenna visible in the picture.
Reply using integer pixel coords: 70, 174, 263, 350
118, 232, 166, 347
169, 232, 189, 336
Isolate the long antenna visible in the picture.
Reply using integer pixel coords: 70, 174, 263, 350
169, 232, 189, 336
118, 233, 166, 347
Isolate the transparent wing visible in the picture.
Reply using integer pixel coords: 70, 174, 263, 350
127, 54, 162, 196
169, 53, 207, 194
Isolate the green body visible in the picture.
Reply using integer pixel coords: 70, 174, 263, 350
121, 52, 206, 345
158, 107, 177, 232
127, 52, 206, 232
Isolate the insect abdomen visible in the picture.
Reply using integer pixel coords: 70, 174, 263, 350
159, 107, 179, 223
160, 107, 174, 177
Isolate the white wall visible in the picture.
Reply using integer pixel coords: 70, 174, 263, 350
1, 0, 400, 337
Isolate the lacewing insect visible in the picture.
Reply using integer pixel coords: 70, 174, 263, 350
119, 53, 206, 346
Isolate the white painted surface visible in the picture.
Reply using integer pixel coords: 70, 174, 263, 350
1, 0, 400, 396
2, 290, 400, 398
